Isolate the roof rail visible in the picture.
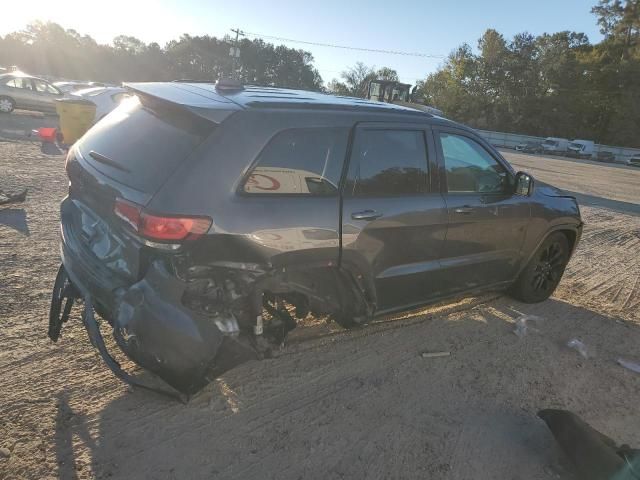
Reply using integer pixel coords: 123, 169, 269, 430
172, 79, 214, 83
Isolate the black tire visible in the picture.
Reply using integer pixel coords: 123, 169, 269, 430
0, 96, 15, 114
510, 232, 570, 303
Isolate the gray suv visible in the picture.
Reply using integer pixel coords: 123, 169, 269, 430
49, 80, 582, 397
0, 73, 63, 113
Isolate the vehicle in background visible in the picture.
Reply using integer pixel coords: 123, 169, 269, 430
70, 86, 131, 122
367, 79, 444, 116
515, 141, 543, 154
49, 80, 582, 396
596, 151, 616, 163
54, 81, 107, 94
627, 153, 640, 167
566, 140, 595, 159
0, 72, 63, 113
541, 137, 570, 155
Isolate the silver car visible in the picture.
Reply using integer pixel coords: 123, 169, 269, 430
0, 73, 63, 114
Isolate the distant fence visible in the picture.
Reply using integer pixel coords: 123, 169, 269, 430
477, 129, 640, 163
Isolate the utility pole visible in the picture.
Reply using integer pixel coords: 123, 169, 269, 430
229, 28, 245, 79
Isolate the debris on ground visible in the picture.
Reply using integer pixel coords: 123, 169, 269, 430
0, 447, 10, 459
0, 188, 27, 205
513, 314, 543, 337
567, 338, 590, 358
617, 358, 640, 374
420, 351, 451, 358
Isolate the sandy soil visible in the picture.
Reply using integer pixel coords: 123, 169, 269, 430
1, 141, 639, 480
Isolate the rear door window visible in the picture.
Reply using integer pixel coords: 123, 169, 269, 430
4, 78, 23, 88
345, 129, 429, 196
78, 96, 212, 193
5, 78, 32, 90
242, 127, 349, 195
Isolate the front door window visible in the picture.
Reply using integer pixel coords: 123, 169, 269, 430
439, 133, 508, 194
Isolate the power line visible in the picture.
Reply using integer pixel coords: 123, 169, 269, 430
244, 31, 446, 59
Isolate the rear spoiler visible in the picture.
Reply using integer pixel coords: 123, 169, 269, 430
124, 82, 242, 124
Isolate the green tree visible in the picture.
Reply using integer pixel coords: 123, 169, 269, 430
414, 4, 640, 148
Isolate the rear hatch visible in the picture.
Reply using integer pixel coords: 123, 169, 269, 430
63, 94, 216, 283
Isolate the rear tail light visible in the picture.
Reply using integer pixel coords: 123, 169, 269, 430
114, 198, 211, 242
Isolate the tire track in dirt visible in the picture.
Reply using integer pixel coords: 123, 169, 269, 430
555, 206, 640, 324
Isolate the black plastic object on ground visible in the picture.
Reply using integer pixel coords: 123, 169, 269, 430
538, 409, 640, 480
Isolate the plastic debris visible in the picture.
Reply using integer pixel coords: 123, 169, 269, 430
567, 338, 589, 358
617, 358, 640, 374
0, 188, 28, 205
37, 127, 57, 143
421, 351, 450, 359
513, 314, 543, 337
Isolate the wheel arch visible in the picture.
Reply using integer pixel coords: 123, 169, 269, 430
517, 223, 582, 279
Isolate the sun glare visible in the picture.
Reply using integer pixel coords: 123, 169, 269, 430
2, 0, 195, 45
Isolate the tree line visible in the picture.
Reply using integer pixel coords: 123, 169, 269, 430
413, 0, 640, 147
0, 22, 322, 90
332, 1, 639, 147
0, 0, 638, 147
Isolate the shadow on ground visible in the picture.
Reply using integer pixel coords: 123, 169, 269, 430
52, 297, 640, 480
41, 142, 64, 156
565, 190, 640, 216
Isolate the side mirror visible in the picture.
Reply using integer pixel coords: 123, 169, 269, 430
514, 171, 534, 196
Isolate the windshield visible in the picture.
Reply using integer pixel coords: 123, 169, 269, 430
569, 142, 584, 150
543, 140, 558, 146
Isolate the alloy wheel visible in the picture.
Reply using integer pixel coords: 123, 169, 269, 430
531, 241, 565, 293
0, 98, 13, 112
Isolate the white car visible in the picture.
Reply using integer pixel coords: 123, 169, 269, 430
69, 86, 131, 122
54, 81, 106, 93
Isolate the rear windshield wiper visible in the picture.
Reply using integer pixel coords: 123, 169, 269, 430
89, 151, 131, 173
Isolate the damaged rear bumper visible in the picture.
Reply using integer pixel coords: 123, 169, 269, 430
54, 232, 258, 397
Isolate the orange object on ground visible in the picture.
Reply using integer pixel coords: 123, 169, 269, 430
38, 127, 57, 142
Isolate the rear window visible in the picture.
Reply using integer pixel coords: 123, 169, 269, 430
242, 127, 349, 195
78, 96, 212, 192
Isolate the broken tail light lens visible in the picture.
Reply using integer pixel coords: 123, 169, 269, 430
114, 198, 142, 231
114, 198, 211, 242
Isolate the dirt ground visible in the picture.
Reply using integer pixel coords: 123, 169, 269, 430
1, 138, 639, 480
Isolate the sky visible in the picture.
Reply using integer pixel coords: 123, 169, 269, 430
2, 0, 603, 86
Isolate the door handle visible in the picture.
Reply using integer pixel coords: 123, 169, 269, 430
454, 206, 474, 214
351, 210, 383, 221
